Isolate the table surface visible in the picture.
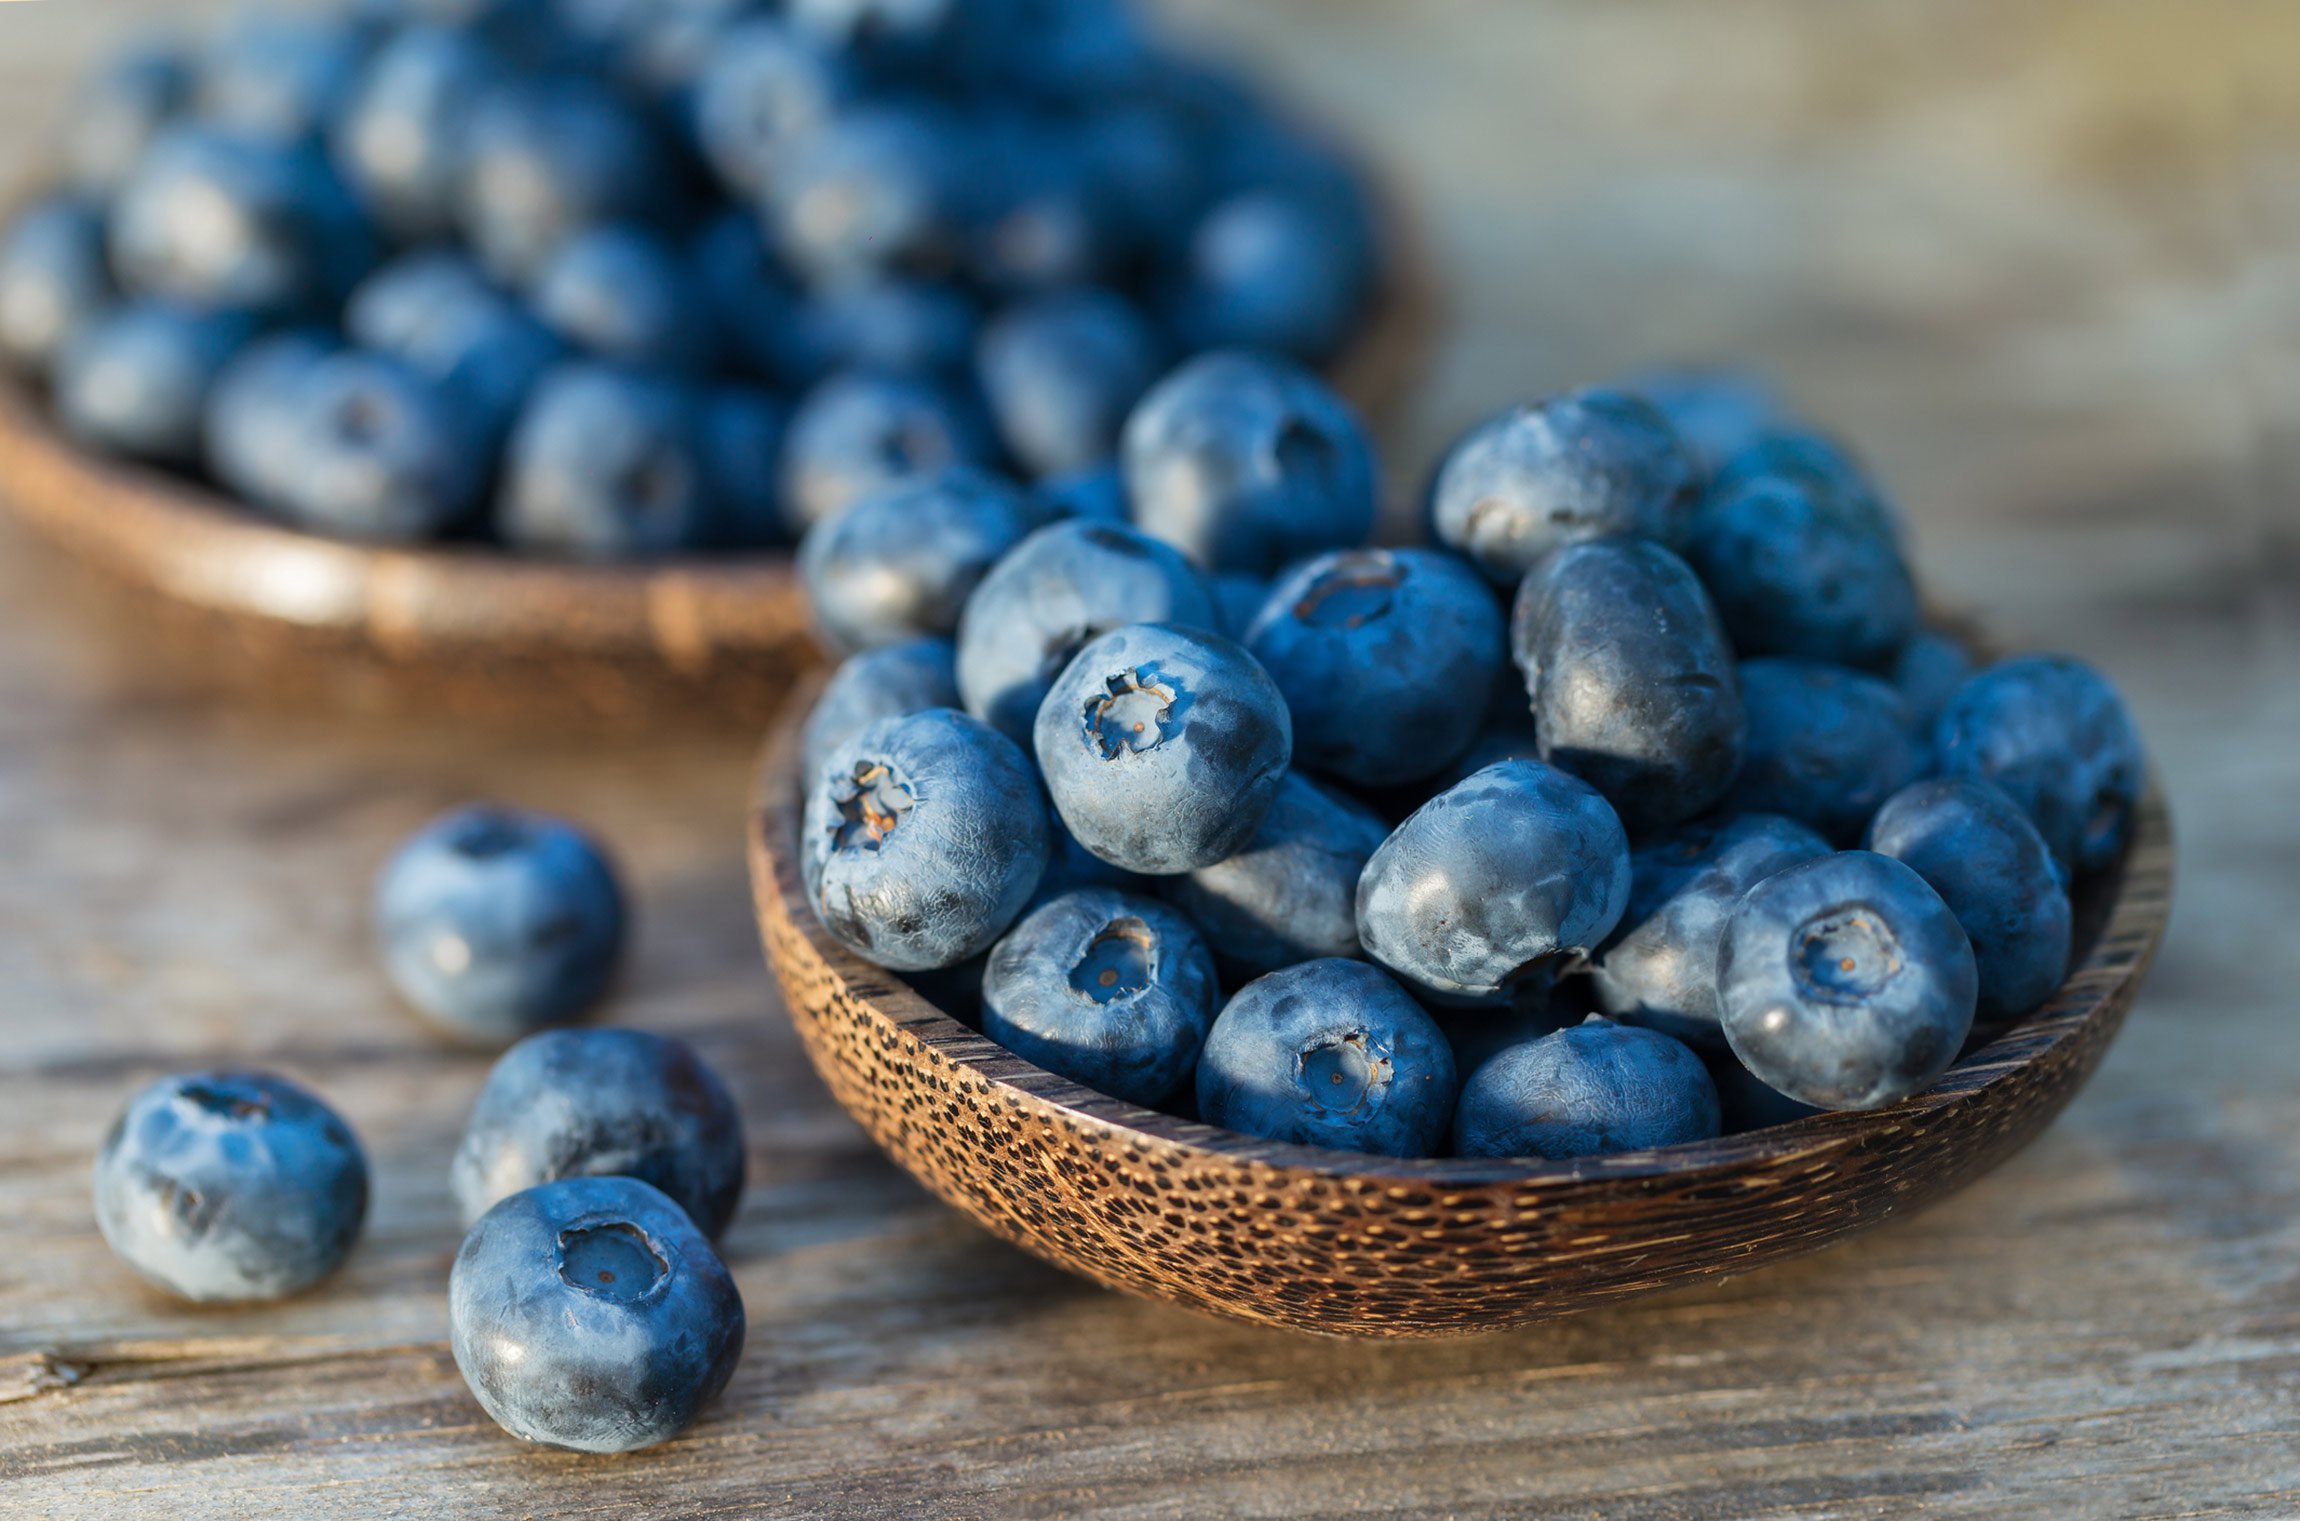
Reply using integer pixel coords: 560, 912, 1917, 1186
3, 3, 2296, 1517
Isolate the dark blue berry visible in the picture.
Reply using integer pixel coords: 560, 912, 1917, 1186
1932, 654, 2144, 875
977, 286, 1162, 478
1453, 1017, 1720, 1159
1168, 186, 1376, 367
456, 78, 663, 283
1890, 629, 1975, 737
344, 250, 562, 443
533, 223, 716, 373
799, 467, 1043, 653
802, 636, 961, 781
1726, 658, 1924, 845
499, 364, 713, 559
205, 329, 336, 510
54, 301, 251, 466
778, 368, 994, 532
1163, 769, 1388, 977
270, 349, 488, 543
1681, 472, 1916, 668
332, 23, 504, 242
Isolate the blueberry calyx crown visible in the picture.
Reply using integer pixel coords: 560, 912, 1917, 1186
1297, 1030, 1391, 1118
556, 1221, 668, 1305
1793, 906, 1904, 1004
831, 759, 915, 852
1085, 664, 1185, 759
1068, 918, 1156, 1004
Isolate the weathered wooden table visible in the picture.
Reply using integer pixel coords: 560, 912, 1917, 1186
3, 2, 2295, 1516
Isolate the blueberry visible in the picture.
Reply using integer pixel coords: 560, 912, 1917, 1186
533, 224, 716, 373
690, 211, 810, 386
196, 9, 373, 144
456, 78, 663, 283
1426, 387, 1697, 585
1245, 547, 1505, 788
1589, 812, 1831, 1047
954, 518, 1216, 744
1075, 98, 1204, 255
1709, 427, 1905, 547
795, 278, 982, 382
374, 805, 627, 1047
499, 364, 713, 559
1163, 769, 1389, 977
965, 118, 1115, 295
270, 350, 488, 543
1891, 629, 1975, 737
800, 467, 1043, 654
1030, 815, 1150, 906
205, 329, 337, 509
981, 888, 1219, 1107
1196, 958, 1456, 1158
804, 708, 1050, 970
0, 195, 116, 379
769, 102, 964, 281
1932, 654, 2145, 875
1356, 759, 1632, 1005
344, 250, 562, 441
691, 17, 855, 199
1453, 1017, 1720, 1160
1033, 622, 1292, 875
786, 0, 984, 81
452, 1028, 746, 1237
977, 286, 1162, 478
699, 385, 790, 548
1718, 851, 1978, 1111
1168, 186, 1376, 366
1867, 778, 2073, 1018
1627, 367, 1790, 482
450, 1176, 744, 1453
56, 41, 193, 195
1703, 1045, 1825, 1133
1034, 465, 1131, 527
1727, 659, 1924, 845
93, 1070, 367, 1303
801, 635, 961, 781
778, 368, 995, 533
1209, 571, 1269, 639
1122, 350, 1376, 576
1681, 472, 1917, 668
1510, 537, 1744, 833
1434, 982, 1578, 1084
54, 302, 251, 466
332, 24, 505, 242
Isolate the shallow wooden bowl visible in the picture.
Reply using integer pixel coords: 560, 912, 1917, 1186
748, 676, 2173, 1338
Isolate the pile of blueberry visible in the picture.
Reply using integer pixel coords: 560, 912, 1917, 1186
797, 356, 2147, 1159
0, 0, 1380, 557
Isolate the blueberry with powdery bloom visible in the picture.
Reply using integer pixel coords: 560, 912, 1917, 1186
1867, 778, 2073, 1018
779, 369, 995, 533
269, 350, 488, 544
770, 102, 965, 282
1681, 471, 1917, 670
1196, 959, 1456, 1158
1244, 547, 1504, 788
196, 9, 373, 144
1511, 536, 1745, 835
1589, 812, 1831, 1048
796, 278, 982, 382
977, 286, 1162, 478
801, 637, 960, 781
533, 224, 716, 374
981, 889, 1219, 1107
1708, 426, 1907, 548
1453, 1017, 1720, 1160
1122, 350, 1377, 577
344, 250, 563, 445
1034, 622, 1292, 876
1726, 659, 1925, 845
54, 302, 251, 466
1891, 629, 1975, 737
498, 364, 714, 559
332, 24, 504, 243
1163, 770, 1389, 978
56, 41, 193, 196
1426, 387, 1697, 586
93, 1070, 368, 1302
1356, 760, 1632, 1006
205, 330, 335, 511
0, 195, 116, 379
799, 468, 1043, 654
692, 16, 856, 200
1932, 654, 2145, 875
1627, 367, 1790, 484
456, 78, 663, 283
804, 708, 1050, 971
955, 519, 1216, 745
1168, 186, 1377, 367
965, 115, 1118, 296
1719, 851, 1977, 1111
1034, 466, 1130, 527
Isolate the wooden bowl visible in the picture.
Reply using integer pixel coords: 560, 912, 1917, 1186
747, 676, 2174, 1338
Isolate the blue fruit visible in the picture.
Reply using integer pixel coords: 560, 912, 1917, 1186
533, 223, 715, 373
452, 1028, 747, 1236
1932, 654, 2145, 874
93, 1070, 368, 1303
1122, 350, 1376, 576
691, 16, 855, 198
1453, 1017, 1720, 1160
1866, 778, 2073, 1018
1434, 981, 1579, 1085
965, 115, 1117, 295
795, 278, 982, 382
699, 386, 790, 548
57, 41, 193, 195
1244, 547, 1504, 788
799, 467, 1043, 653
0, 194, 116, 378
332, 23, 504, 242
1890, 629, 1975, 737
1626, 367, 1790, 482
1704, 1045, 1825, 1133
1727, 658, 1924, 845
1357, 759, 1632, 1005
778, 368, 994, 532
456, 78, 662, 282
801, 636, 960, 781
1718, 850, 1977, 1111
1196, 958, 1456, 1158
374, 805, 627, 1047
803, 707, 1050, 970
1589, 812, 1831, 1047
270, 349, 488, 543
1033, 621, 1292, 875
499, 364, 713, 559
689, 212, 810, 387
1169, 186, 1375, 366
1163, 769, 1389, 977
1029, 816, 1150, 907
54, 302, 251, 466
1209, 571, 1269, 638
196, 9, 373, 144
344, 250, 562, 442
450, 1176, 743, 1453
977, 286, 1162, 477
1709, 427, 1906, 543
205, 329, 336, 509
1034, 465, 1130, 527
1426, 387, 1696, 585
980, 888, 1219, 1107
954, 518, 1216, 744
1681, 472, 1917, 668
769, 102, 964, 281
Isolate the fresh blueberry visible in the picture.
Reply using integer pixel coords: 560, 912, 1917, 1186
1034, 465, 1130, 527
1627, 367, 1790, 482
1510, 536, 1744, 834
1718, 850, 1978, 1111
965, 118, 1115, 295
374, 805, 627, 1047
1727, 659, 1924, 845
1168, 186, 1376, 366
1453, 1017, 1720, 1160
1681, 472, 1917, 668
803, 707, 1050, 970
452, 1028, 746, 1237
456, 78, 663, 283
795, 278, 982, 382
981, 888, 1219, 1107
450, 1176, 744, 1453
533, 223, 716, 373
1356, 759, 1632, 1005
344, 250, 562, 442
799, 467, 1043, 654
691, 16, 855, 199
1867, 778, 2073, 1018
1589, 812, 1831, 1047
778, 368, 995, 532
499, 364, 714, 559
196, 9, 373, 144
1209, 571, 1269, 639
699, 385, 790, 548
1703, 1045, 1825, 1133
1034, 621, 1292, 875
1075, 97, 1203, 256
977, 286, 1161, 478
1195, 958, 1456, 1158
954, 518, 1216, 744
801, 636, 960, 781
332, 23, 505, 242
1163, 769, 1389, 977
1434, 981, 1580, 1085
1891, 629, 1975, 737
1245, 547, 1505, 788
1426, 387, 1697, 585
0, 194, 116, 379
1708, 426, 1905, 547
54, 302, 251, 466
1030, 815, 1149, 906
93, 1070, 368, 1303
690, 211, 810, 386
269, 349, 488, 543
56, 41, 193, 195
1932, 654, 2145, 875
205, 329, 337, 510
769, 102, 964, 282
1122, 350, 1376, 576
